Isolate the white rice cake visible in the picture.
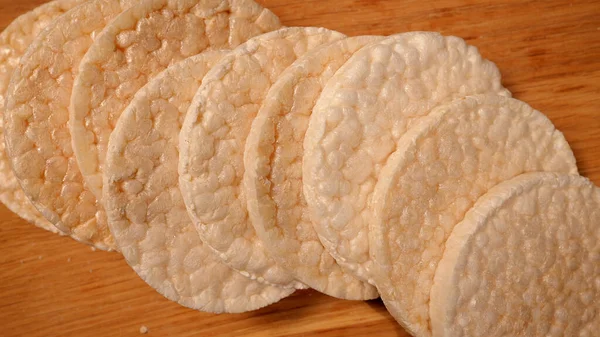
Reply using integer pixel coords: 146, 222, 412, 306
244, 36, 382, 300
70, 0, 282, 200
431, 173, 599, 337
4, 0, 139, 250
104, 51, 294, 313
369, 95, 578, 337
179, 27, 345, 288
0, 0, 86, 234
302, 32, 511, 282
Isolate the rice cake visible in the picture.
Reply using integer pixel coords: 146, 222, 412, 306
4, 0, 139, 250
179, 27, 345, 288
71, 0, 282, 200
369, 95, 578, 336
104, 51, 294, 313
430, 173, 599, 337
0, 0, 86, 234
243, 36, 382, 299
302, 32, 511, 282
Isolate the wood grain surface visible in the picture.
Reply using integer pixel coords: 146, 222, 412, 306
0, 0, 598, 336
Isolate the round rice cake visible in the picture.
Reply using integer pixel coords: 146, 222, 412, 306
430, 173, 600, 337
243, 36, 382, 299
179, 27, 346, 288
104, 51, 294, 313
0, 0, 86, 234
4, 0, 139, 250
71, 0, 282, 200
369, 95, 578, 337
302, 32, 511, 282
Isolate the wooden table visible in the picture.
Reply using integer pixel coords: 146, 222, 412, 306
0, 0, 598, 336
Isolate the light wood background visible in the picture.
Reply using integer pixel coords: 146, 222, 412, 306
0, 0, 598, 336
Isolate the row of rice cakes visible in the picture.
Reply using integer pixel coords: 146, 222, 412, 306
0, 1, 597, 336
